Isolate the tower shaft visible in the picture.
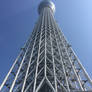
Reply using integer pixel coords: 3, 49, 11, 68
0, 1, 92, 92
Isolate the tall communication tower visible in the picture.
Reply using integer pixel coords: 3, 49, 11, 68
0, 0, 92, 92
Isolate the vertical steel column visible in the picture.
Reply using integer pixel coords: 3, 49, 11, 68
9, 42, 31, 92
0, 52, 21, 91
21, 13, 42, 92
44, 8, 47, 78
48, 9, 58, 92
54, 22, 84, 91
50, 10, 70, 92
0, 34, 32, 91
71, 48, 92, 85
33, 11, 44, 92
61, 30, 92, 89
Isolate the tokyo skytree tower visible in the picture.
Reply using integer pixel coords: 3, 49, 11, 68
0, 0, 92, 92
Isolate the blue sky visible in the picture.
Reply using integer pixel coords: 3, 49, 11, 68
0, 0, 92, 84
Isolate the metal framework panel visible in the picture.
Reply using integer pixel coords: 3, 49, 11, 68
0, 1, 92, 92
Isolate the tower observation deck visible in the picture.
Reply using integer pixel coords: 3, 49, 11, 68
0, 0, 92, 92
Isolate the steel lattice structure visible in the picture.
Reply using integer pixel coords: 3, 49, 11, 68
0, 0, 92, 92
